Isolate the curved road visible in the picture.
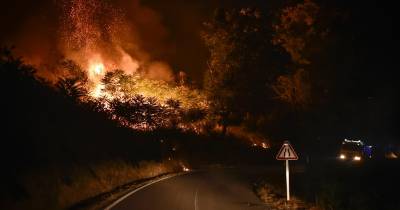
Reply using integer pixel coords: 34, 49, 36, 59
107, 168, 271, 210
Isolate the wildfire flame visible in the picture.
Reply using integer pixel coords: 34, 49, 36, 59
86, 55, 107, 98
91, 63, 104, 75
4, 0, 210, 133
87, 55, 106, 79
56, 0, 183, 102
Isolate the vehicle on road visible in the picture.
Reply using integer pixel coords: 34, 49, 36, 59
338, 139, 372, 162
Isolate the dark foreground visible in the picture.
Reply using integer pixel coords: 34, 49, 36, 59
106, 159, 400, 210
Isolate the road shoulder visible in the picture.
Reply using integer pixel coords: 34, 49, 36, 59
68, 172, 187, 210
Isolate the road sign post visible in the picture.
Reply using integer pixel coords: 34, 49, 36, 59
276, 141, 298, 201
286, 159, 290, 201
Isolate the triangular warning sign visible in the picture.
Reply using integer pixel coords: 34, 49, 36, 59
276, 141, 298, 160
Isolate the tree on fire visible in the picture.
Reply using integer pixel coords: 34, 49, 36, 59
102, 70, 136, 97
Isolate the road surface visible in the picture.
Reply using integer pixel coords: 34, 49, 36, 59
107, 168, 271, 210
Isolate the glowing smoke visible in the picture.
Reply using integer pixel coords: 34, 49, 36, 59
60, 0, 173, 77
3, 0, 175, 86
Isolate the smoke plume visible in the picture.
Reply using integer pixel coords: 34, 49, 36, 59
3, 0, 175, 82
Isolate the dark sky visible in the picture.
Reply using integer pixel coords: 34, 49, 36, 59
140, 0, 282, 82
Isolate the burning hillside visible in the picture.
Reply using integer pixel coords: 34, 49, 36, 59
58, 0, 171, 93
14, 0, 209, 131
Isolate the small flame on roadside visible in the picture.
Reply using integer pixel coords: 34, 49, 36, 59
261, 142, 268, 149
251, 142, 269, 149
180, 163, 190, 172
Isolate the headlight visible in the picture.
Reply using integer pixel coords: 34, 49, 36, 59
353, 156, 361, 161
339, 154, 346, 159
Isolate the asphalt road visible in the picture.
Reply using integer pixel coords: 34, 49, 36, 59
107, 168, 271, 210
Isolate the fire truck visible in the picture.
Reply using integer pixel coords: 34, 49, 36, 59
338, 139, 372, 161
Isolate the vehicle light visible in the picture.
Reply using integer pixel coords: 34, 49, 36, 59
339, 154, 346, 159
353, 156, 361, 161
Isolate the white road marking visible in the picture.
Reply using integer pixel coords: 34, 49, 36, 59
194, 188, 199, 210
104, 173, 186, 210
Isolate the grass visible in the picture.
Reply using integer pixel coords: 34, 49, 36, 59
254, 159, 400, 210
8, 160, 182, 210
254, 181, 318, 210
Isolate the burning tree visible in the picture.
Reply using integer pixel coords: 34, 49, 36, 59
53, 63, 208, 131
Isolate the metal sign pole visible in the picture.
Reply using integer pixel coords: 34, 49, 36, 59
276, 141, 297, 202
286, 159, 290, 201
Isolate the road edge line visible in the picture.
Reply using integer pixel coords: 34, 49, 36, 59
104, 172, 188, 210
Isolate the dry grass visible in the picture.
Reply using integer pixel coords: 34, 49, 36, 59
255, 182, 319, 210
10, 159, 182, 210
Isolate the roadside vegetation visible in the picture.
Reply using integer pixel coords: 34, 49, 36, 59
0, 48, 184, 209
15, 160, 181, 210
255, 181, 316, 210
0, 47, 269, 210
254, 160, 400, 210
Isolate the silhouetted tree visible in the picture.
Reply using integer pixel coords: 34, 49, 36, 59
182, 108, 207, 124
201, 8, 282, 134
272, 0, 321, 65
59, 59, 87, 82
272, 68, 311, 109
165, 99, 182, 127
271, 0, 328, 109
56, 77, 87, 99
109, 95, 168, 130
